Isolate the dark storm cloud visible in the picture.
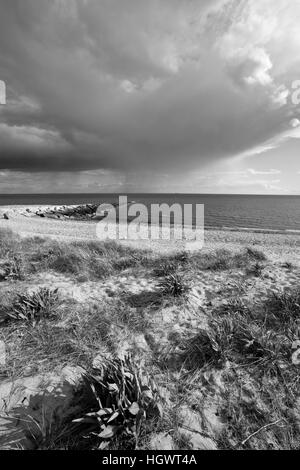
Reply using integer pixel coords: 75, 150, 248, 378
0, 0, 299, 173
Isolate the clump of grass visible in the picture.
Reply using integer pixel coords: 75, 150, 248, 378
218, 382, 275, 450
183, 314, 290, 374
84, 241, 151, 269
189, 248, 266, 272
112, 256, 141, 271
72, 356, 161, 449
182, 329, 224, 370
246, 262, 264, 278
230, 321, 288, 370
216, 315, 291, 375
49, 251, 84, 275
178, 294, 299, 450
87, 256, 113, 279
0, 229, 166, 282
245, 247, 267, 262
26, 413, 80, 450
207, 251, 232, 271
32, 243, 114, 280
152, 251, 189, 278
28, 239, 154, 280
265, 289, 300, 326
159, 273, 190, 297
281, 261, 294, 270
218, 364, 300, 450
5, 288, 59, 325
0, 255, 24, 281
0, 228, 20, 257
172, 251, 189, 263
2, 301, 113, 376
116, 303, 150, 331
218, 297, 250, 316
189, 247, 268, 272
153, 261, 178, 277
0, 227, 15, 240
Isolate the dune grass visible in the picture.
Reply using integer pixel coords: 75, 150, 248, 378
0, 228, 269, 284
188, 246, 267, 272
1, 227, 300, 450
177, 286, 300, 449
0, 229, 155, 282
4, 288, 59, 325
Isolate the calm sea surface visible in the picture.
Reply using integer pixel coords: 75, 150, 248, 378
1, 194, 300, 232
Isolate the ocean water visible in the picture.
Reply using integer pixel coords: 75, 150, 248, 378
1, 193, 300, 232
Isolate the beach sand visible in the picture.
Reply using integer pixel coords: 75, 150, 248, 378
0, 207, 300, 262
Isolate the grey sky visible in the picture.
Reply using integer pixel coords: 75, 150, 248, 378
0, 0, 300, 193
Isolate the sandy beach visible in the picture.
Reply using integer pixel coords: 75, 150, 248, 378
0, 206, 300, 263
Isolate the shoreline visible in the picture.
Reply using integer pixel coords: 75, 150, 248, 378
0, 209, 300, 262
1, 204, 300, 236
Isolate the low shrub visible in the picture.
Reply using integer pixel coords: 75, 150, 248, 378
265, 289, 300, 325
6, 288, 59, 325
159, 273, 190, 297
73, 356, 161, 449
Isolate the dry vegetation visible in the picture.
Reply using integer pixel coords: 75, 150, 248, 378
0, 227, 300, 450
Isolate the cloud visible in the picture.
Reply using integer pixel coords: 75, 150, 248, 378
247, 168, 281, 175
0, 168, 126, 193
216, 177, 282, 192
290, 118, 300, 128
0, 80, 5, 105
0, 0, 299, 176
